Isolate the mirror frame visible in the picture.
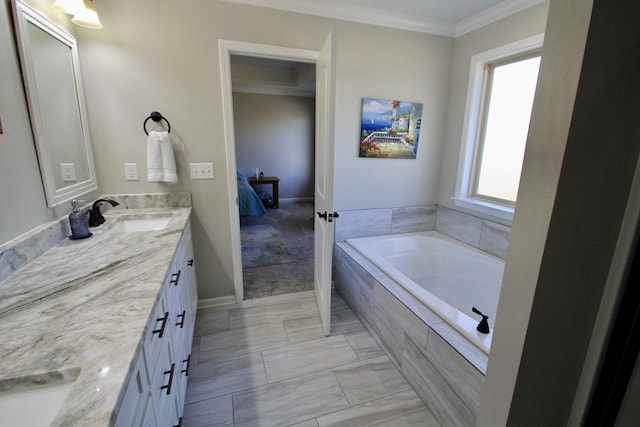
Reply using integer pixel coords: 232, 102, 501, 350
12, 0, 97, 207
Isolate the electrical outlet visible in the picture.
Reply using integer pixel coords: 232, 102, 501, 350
190, 163, 214, 179
60, 163, 76, 182
124, 163, 138, 181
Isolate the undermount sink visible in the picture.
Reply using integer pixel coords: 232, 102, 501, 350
104, 215, 171, 233
0, 370, 79, 427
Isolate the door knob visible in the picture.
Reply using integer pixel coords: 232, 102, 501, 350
317, 211, 327, 220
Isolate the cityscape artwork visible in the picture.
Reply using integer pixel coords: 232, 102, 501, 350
359, 97, 423, 159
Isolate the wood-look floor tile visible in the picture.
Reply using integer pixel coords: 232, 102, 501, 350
193, 308, 229, 337
199, 322, 289, 363
185, 352, 267, 405
190, 336, 200, 366
182, 393, 234, 427
331, 293, 366, 334
289, 419, 320, 427
228, 301, 308, 330
262, 335, 359, 382
316, 389, 440, 427
332, 355, 410, 406
283, 315, 325, 343
344, 331, 385, 360
300, 296, 320, 315
331, 308, 366, 335
249, 290, 314, 307
232, 370, 349, 427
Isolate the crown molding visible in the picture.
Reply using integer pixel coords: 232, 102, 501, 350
221, 0, 455, 36
222, 0, 545, 37
455, 0, 547, 37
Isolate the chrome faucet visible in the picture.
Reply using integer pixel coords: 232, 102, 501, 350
88, 198, 120, 227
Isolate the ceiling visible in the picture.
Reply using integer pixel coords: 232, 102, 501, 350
222, 0, 545, 37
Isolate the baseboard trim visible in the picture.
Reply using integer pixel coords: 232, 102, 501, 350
280, 197, 314, 203
198, 295, 237, 309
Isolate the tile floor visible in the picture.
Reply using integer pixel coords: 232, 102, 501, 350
182, 290, 441, 426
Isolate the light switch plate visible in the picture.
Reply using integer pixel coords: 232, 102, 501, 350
124, 163, 138, 181
190, 163, 214, 179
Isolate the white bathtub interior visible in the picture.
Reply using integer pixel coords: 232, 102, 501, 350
346, 231, 504, 354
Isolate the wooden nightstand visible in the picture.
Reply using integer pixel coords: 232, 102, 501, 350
249, 176, 280, 209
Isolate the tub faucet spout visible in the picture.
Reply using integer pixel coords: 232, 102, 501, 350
88, 198, 119, 227
472, 307, 490, 334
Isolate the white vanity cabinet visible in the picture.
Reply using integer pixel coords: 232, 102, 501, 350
115, 220, 197, 427
116, 352, 151, 426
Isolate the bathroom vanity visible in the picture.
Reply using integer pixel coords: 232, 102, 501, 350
0, 203, 197, 426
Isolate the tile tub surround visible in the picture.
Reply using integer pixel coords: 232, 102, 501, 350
0, 192, 191, 282
435, 206, 511, 260
333, 242, 486, 427
0, 206, 192, 426
335, 205, 511, 260
334, 205, 437, 242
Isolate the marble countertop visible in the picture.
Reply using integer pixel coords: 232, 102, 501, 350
0, 206, 191, 426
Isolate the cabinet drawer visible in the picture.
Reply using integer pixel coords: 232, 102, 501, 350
143, 291, 171, 381
115, 353, 148, 427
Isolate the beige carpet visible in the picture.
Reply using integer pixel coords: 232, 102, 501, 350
240, 200, 314, 299
240, 224, 295, 268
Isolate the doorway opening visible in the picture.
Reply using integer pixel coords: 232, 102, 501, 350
230, 55, 316, 299
219, 36, 336, 335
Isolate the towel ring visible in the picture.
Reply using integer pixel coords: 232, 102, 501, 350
143, 111, 171, 135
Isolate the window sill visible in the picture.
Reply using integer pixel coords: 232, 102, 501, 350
452, 196, 514, 222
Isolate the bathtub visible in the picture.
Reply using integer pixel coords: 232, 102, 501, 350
345, 231, 504, 354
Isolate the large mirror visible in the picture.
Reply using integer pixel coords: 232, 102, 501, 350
12, 0, 97, 207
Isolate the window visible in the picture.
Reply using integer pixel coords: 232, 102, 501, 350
455, 35, 543, 220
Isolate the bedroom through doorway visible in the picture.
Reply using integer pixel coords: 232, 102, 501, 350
231, 54, 316, 300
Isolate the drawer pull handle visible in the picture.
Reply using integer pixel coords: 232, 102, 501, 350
181, 354, 191, 376
187, 259, 194, 266
170, 270, 181, 286
161, 363, 175, 395
153, 312, 169, 338
176, 310, 186, 328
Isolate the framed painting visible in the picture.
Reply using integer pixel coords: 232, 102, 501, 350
359, 98, 423, 159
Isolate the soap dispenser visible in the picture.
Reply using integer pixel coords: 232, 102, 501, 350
69, 200, 92, 239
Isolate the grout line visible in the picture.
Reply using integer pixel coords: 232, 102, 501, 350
330, 368, 352, 407
231, 391, 236, 426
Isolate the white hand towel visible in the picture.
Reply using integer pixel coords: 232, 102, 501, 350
147, 131, 177, 184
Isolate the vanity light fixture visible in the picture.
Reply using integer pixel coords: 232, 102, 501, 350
53, 0, 84, 14
54, 0, 102, 29
71, 0, 103, 29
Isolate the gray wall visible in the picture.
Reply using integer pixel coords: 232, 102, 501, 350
73, 1, 457, 299
0, 0, 549, 301
233, 92, 314, 200
331, 24, 452, 211
0, 0, 99, 246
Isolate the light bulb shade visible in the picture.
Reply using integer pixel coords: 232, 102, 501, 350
71, 0, 103, 29
53, 0, 84, 15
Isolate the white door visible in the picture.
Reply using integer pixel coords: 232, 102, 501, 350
314, 32, 336, 336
